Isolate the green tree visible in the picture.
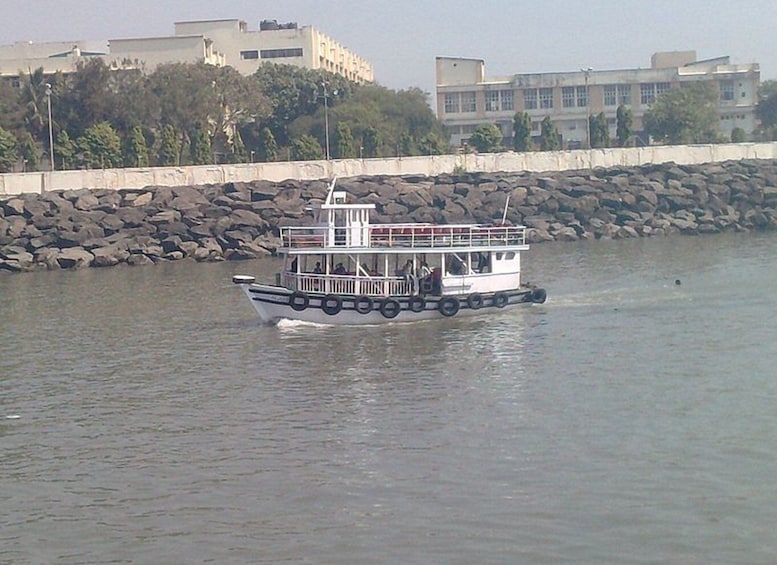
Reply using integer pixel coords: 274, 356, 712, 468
0, 126, 17, 172
419, 132, 448, 155
361, 126, 381, 157
189, 128, 212, 165
19, 131, 39, 171
642, 83, 719, 144
397, 132, 415, 156
589, 112, 610, 148
291, 134, 324, 161
468, 123, 503, 153
55, 130, 76, 170
616, 104, 633, 147
512, 112, 532, 151
258, 127, 277, 162
124, 125, 149, 167
332, 121, 355, 158
730, 127, 746, 143
540, 116, 561, 151
77, 122, 122, 168
756, 80, 777, 130
157, 123, 181, 166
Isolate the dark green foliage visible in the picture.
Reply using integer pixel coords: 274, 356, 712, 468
468, 123, 503, 153
19, 131, 39, 171
589, 112, 609, 148
0, 126, 17, 172
124, 126, 149, 167
361, 126, 381, 157
616, 105, 633, 147
643, 83, 719, 144
1, 61, 450, 168
77, 122, 122, 168
55, 130, 75, 170
291, 134, 324, 161
540, 116, 561, 151
756, 80, 777, 129
512, 112, 532, 151
189, 128, 212, 165
258, 127, 277, 162
157, 124, 180, 166
333, 122, 355, 158
730, 127, 746, 143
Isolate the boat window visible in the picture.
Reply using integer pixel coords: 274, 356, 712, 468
495, 252, 503, 261
505, 252, 515, 260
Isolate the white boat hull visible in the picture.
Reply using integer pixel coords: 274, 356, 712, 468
234, 282, 546, 326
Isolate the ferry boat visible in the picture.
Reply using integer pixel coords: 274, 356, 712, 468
232, 179, 547, 325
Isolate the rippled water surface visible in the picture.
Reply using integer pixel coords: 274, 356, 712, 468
2, 232, 777, 564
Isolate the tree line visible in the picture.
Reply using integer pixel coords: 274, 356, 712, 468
0, 59, 450, 173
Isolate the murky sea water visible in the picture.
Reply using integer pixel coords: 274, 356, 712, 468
2, 232, 777, 564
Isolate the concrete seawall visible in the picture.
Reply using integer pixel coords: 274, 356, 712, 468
2, 142, 777, 197
1, 159, 776, 273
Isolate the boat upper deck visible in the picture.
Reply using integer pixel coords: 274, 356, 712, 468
279, 223, 528, 251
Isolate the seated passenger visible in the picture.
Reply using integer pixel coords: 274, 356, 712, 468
334, 262, 346, 275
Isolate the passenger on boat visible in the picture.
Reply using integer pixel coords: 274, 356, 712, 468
431, 267, 442, 295
313, 262, 323, 274
334, 262, 346, 275
402, 260, 415, 292
418, 261, 432, 294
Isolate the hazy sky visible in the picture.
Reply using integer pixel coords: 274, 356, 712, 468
2, 0, 774, 94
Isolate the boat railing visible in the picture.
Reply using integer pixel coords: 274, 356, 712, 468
282, 272, 411, 296
280, 224, 526, 249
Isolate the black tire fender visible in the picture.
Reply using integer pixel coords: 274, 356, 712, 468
289, 291, 309, 311
467, 293, 484, 310
321, 294, 342, 316
438, 296, 460, 317
380, 298, 401, 319
408, 295, 425, 313
354, 295, 373, 314
492, 292, 508, 308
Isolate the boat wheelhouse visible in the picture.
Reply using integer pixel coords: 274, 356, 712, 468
233, 179, 546, 325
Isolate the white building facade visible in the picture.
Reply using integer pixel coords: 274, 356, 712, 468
0, 18, 373, 83
436, 52, 760, 148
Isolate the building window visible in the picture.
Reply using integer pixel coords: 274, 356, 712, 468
240, 50, 259, 60
539, 87, 553, 109
485, 91, 500, 112
618, 84, 631, 106
562, 87, 575, 108
260, 48, 303, 59
720, 80, 735, 101
604, 85, 617, 106
500, 90, 514, 111
640, 83, 655, 105
524, 89, 538, 110
461, 92, 476, 113
531, 121, 540, 132
576, 86, 588, 107
444, 93, 460, 114
655, 82, 671, 97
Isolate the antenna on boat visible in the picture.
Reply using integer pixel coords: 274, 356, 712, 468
501, 195, 511, 225
324, 176, 338, 205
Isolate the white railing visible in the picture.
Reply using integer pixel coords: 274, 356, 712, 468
280, 223, 526, 250
281, 273, 411, 296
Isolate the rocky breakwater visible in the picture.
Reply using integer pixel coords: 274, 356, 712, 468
2, 159, 777, 273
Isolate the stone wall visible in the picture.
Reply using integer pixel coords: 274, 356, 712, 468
3, 142, 777, 197
1, 159, 776, 273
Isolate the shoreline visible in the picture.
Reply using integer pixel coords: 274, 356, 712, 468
2, 159, 776, 273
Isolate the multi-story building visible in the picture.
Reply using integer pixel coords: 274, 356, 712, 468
435, 51, 760, 148
0, 18, 373, 84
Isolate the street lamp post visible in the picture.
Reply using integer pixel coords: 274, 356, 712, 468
45, 83, 54, 171
581, 68, 592, 150
321, 82, 331, 161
